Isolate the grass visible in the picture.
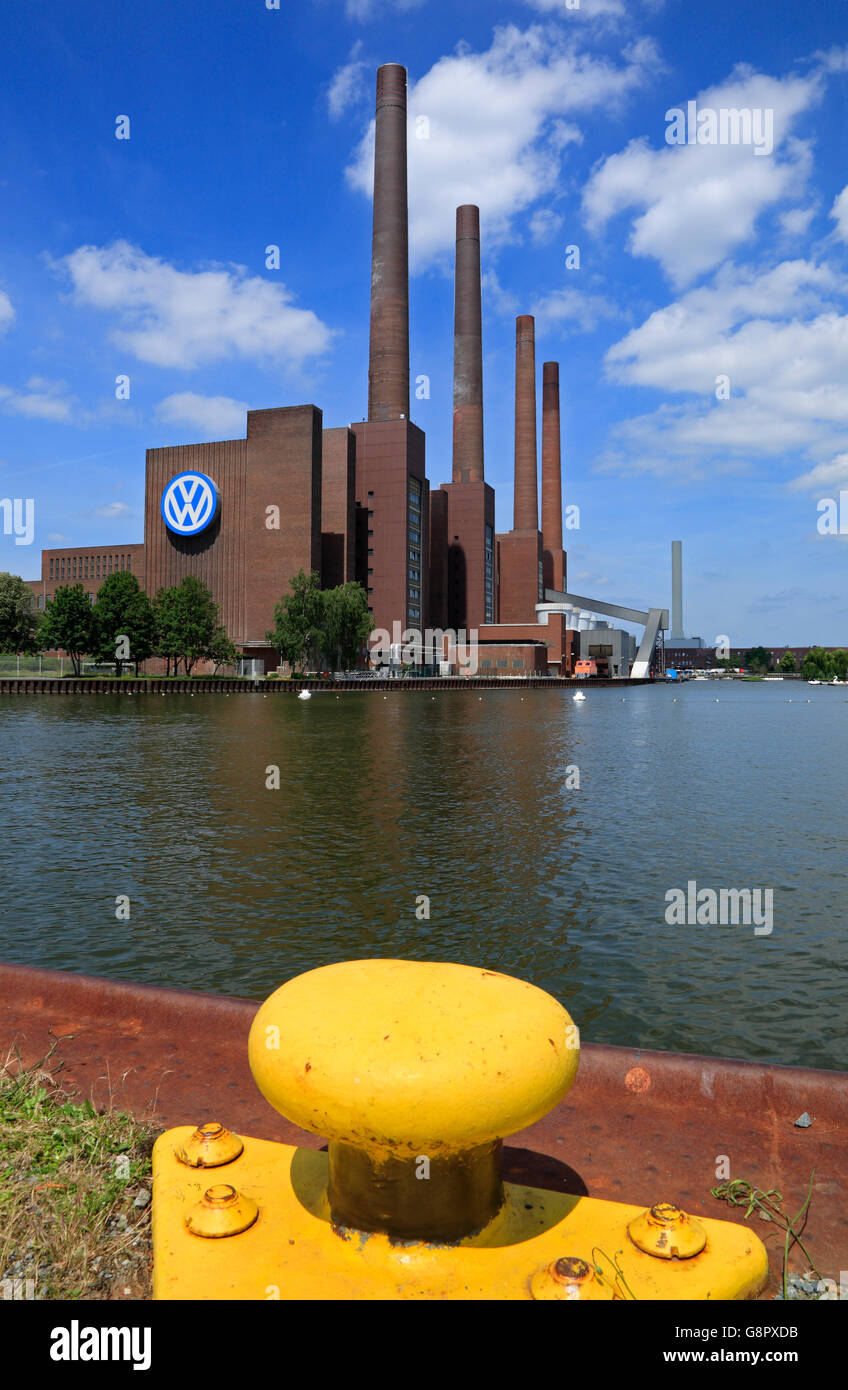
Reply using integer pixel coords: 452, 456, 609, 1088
711, 1174, 820, 1299
0, 1046, 155, 1300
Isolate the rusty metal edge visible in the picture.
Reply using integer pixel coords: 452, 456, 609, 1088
2, 960, 844, 1113
3, 961, 845, 1299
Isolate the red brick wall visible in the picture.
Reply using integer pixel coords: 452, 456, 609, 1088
321, 427, 356, 588
144, 405, 322, 650
428, 488, 449, 629
496, 530, 542, 624
440, 479, 495, 631
29, 544, 145, 610
244, 407, 322, 646
476, 642, 548, 674
352, 418, 428, 637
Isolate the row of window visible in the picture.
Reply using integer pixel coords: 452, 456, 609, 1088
407, 478, 423, 624
28, 591, 96, 612
484, 525, 495, 624
49, 553, 134, 583
480, 659, 526, 670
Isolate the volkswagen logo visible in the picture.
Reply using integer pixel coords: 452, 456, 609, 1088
161, 471, 219, 536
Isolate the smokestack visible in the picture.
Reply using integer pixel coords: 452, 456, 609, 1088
452, 205, 484, 483
367, 64, 409, 423
514, 315, 538, 531
671, 540, 684, 638
541, 362, 562, 554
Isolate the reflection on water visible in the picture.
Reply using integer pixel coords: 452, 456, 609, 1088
1, 683, 845, 1069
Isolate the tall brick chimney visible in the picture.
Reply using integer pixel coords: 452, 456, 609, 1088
367, 63, 410, 424
514, 315, 538, 531
452, 205, 484, 483
542, 361, 562, 549
541, 361, 566, 592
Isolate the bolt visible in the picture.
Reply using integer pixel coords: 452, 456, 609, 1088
552, 1256, 592, 1285
530, 1254, 598, 1300
184, 1183, 259, 1239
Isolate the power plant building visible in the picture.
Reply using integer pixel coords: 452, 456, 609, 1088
27, 63, 583, 677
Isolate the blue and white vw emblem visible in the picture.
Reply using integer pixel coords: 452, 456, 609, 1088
161, 471, 219, 536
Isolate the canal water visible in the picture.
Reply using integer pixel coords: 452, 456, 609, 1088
1, 682, 845, 1070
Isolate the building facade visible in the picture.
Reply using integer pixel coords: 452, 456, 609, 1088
25, 63, 582, 677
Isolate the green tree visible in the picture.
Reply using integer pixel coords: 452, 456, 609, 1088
802, 646, 831, 680
779, 650, 797, 673
152, 586, 182, 676
744, 646, 773, 674
830, 649, 848, 681
207, 626, 240, 675
0, 572, 39, 654
93, 571, 154, 675
153, 576, 220, 675
39, 584, 96, 675
266, 569, 325, 673
322, 582, 374, 670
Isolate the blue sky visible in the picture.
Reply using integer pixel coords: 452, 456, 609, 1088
1, 0, 846, 644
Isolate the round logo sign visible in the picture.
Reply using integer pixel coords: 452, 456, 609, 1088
161, 471, 219, 536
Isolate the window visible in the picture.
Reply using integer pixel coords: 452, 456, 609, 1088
512, 660, 523, 669
481, 659, 492, 670
497, 660, 507, 669
49, 559, 54, 580
127, 555, 132, 571
484, 525, 495, 624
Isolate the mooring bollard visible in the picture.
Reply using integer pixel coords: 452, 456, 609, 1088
151, 958, 769, 1300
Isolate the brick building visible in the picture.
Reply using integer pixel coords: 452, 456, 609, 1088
24, 64, 579, 678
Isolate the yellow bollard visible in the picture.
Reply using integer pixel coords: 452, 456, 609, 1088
152, 959, 768, 1300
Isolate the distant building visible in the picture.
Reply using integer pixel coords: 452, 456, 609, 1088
23, 66, 578, 678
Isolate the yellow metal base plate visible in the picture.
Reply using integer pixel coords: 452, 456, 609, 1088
152, 1127, 768, 1301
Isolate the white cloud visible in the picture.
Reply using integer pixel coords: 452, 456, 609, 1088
583, 66, 824, 286
92, 501, 131, 518
0, 291, 13, 334
156, 392, 248, 439
532, 284, 618, 332
522, 0, 625, 18
328, 42, 369, 120
529, 208, 564, 243
779, 206, 816, 237
344, 0, 423, 19
830, 185, 848, 243
789, 452, 848, 492
345, 25, 660, 267
481, 269, 519, 316
597, 259, 848, 480
0, 376, 75, 422
58, 241, 333, 369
